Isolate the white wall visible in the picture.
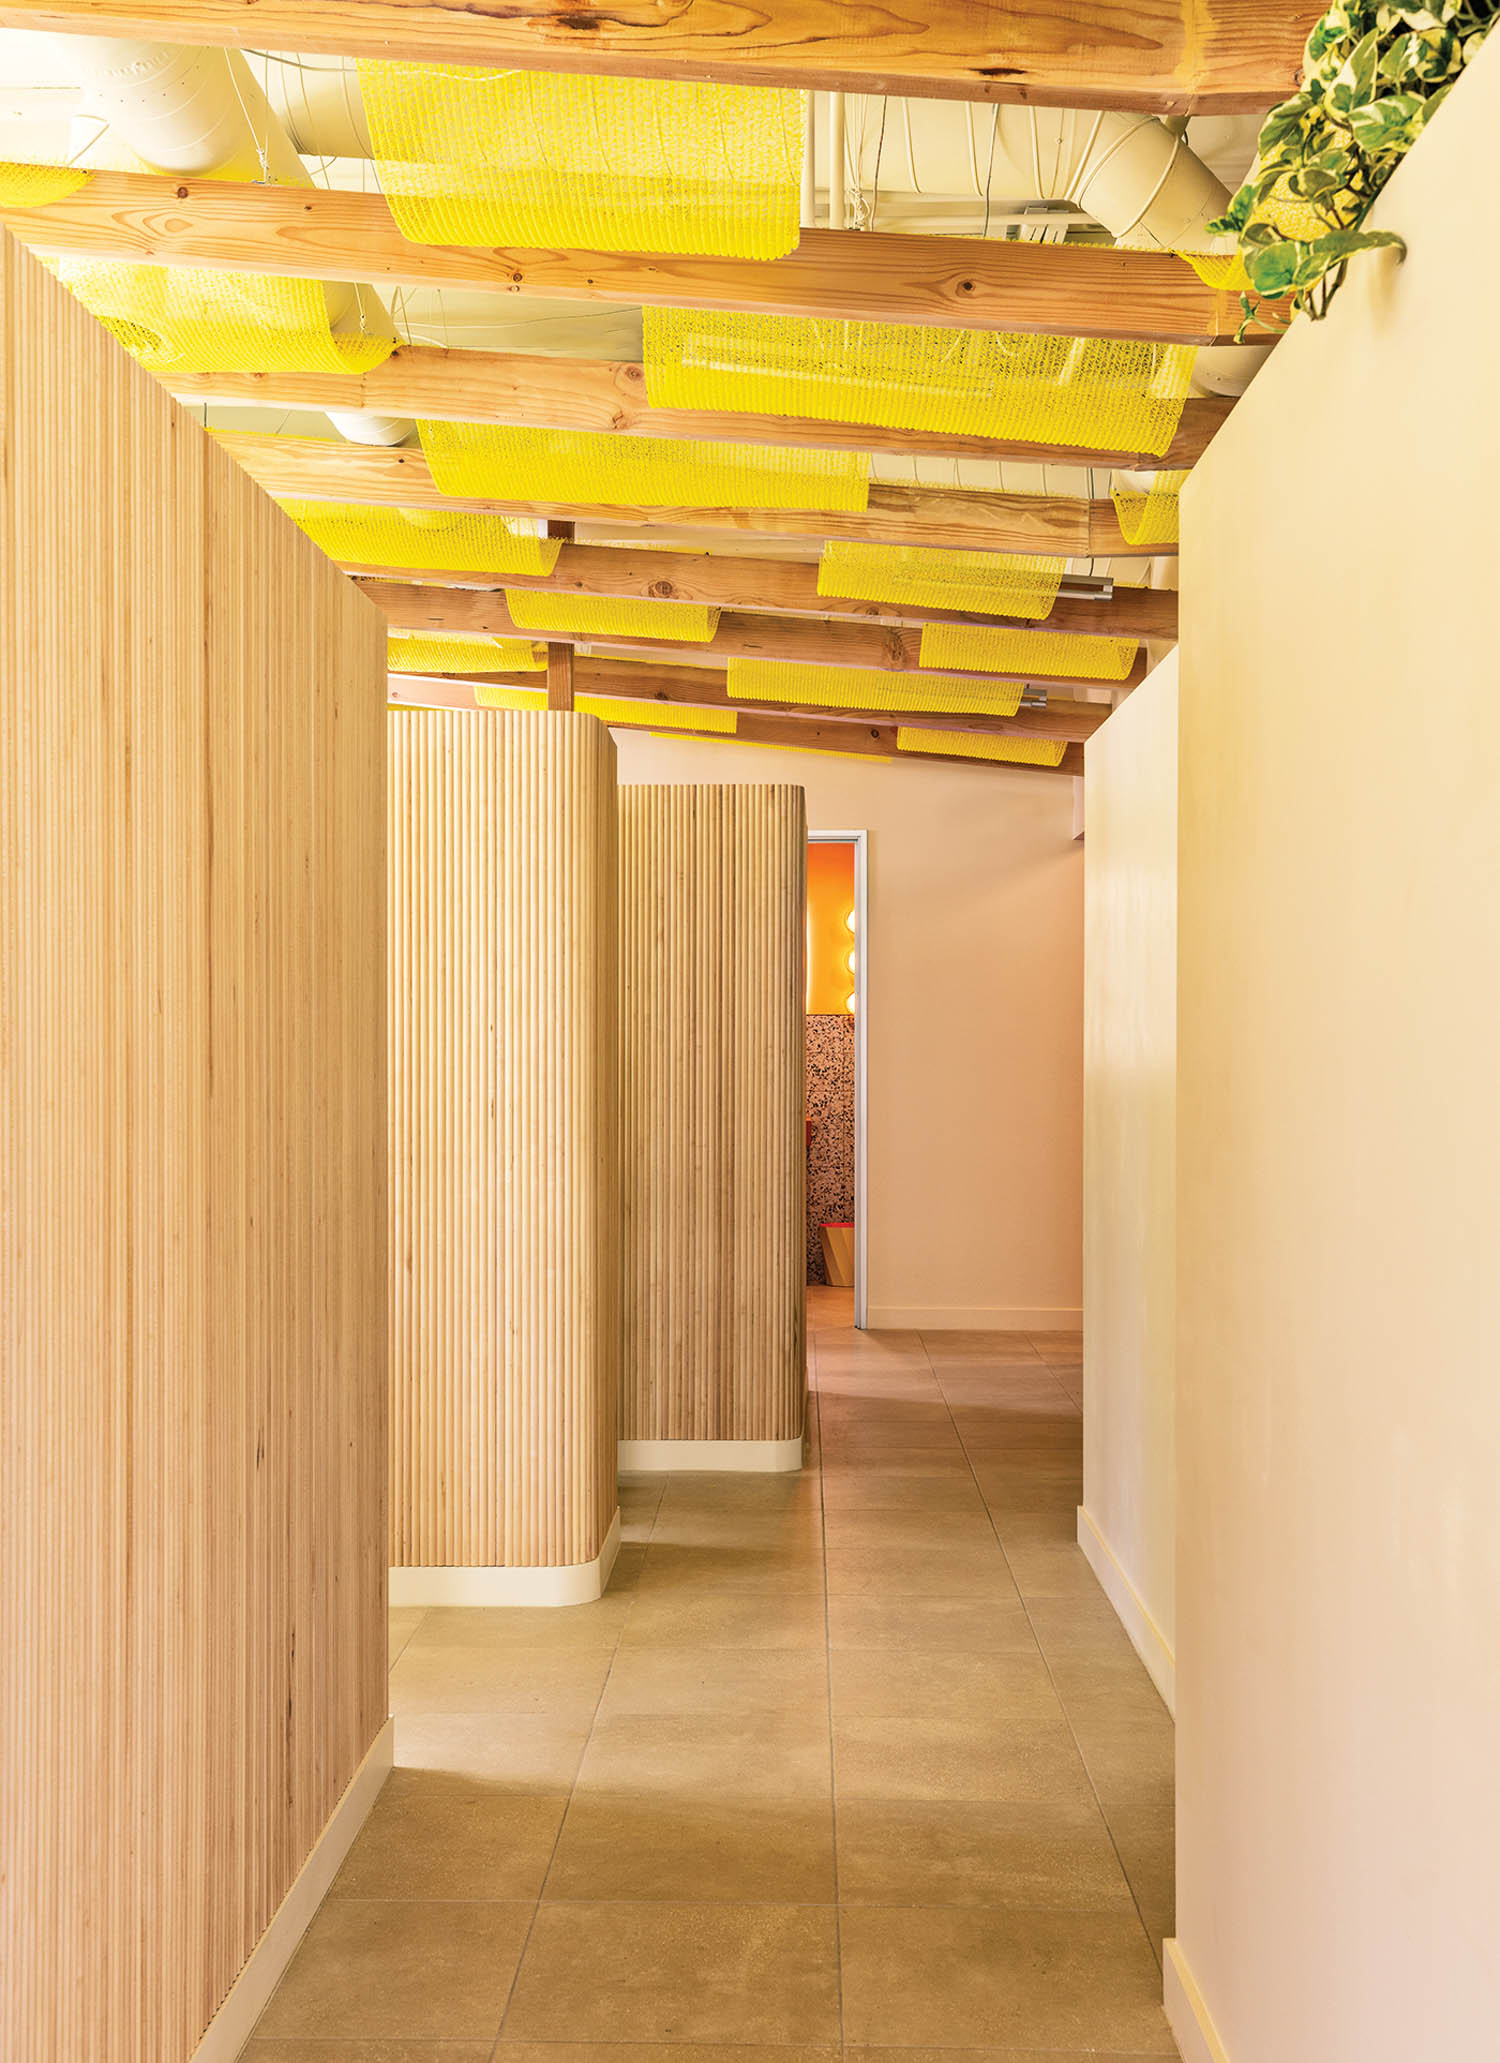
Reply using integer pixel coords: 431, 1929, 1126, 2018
1080, 656, 1177, 1710
612, 733, 1083, 1329
1170, 36, 1500, 2063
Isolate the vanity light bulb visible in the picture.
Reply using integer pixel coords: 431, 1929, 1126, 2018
845, 992, 857, 1014
846, 950, 856, 974
844, 908, 856, 933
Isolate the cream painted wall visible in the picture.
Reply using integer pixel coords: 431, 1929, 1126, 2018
1171, 36, 1500, 2063
612, 733, 1083, 1329
1081, 656, 1177, 1711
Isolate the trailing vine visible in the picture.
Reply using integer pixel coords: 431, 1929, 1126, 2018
1211, 0, 1499, 326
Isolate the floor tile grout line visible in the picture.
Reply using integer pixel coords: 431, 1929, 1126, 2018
947, 1343, 1168, 1976
482, 1484, 644, 2063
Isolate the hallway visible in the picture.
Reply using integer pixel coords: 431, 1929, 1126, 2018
244, 1293, 1174, 2056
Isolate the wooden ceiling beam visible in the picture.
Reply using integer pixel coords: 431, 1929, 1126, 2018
410, 652, 1111, 740
0, 2, 1317, 111
366, 580, 1147, 693
0, 171, 1284, 341
350, 546, 1180, 641
167, 350, 1231, 470
214, 433, 1168, 558
387, 669, 1087, 776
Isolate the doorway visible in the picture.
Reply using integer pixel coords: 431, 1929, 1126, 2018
806, 830, 867, 1329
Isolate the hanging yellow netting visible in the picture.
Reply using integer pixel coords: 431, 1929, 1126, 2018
1165, 170, 1324, 291
728, 657, 1023, 719
817, 541, 1065, 621
0, 162, 91, 207
419, 421, 869, 513
280, 502, 562, 577
1111, 470, 1189, 548
897, 728, 1067, 768
52, 259, 393, 375
644, 308, 1196, 457
578, 697, 736, 734
503, 590, 720, 643
474, 683, 548, 711
388, 630, 545, 673
919, 623, 1137, 682
357, 61, 804, 259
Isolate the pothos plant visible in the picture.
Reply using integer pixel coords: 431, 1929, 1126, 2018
1211, 0, 1498, 326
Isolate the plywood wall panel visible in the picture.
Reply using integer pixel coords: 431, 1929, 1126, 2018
389, 709, 619, 1568
620, 785, 806, 1444
0, 233, 387, 2060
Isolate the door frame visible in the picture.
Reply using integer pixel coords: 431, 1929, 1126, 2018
807, 828, 868, 1330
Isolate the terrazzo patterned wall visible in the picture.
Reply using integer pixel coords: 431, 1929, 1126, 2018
806, 1014, 856, 1283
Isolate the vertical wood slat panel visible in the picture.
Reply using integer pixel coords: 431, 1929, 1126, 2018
0, 233, 388, 2061
389, 709, 619, 1567
619, 785, 807, 1443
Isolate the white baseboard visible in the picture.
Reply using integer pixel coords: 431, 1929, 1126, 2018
189, 1717, 393, 2062
1076, 1505, 1176, 1714
1165, 1939, 1233, 2063
389, 1507, 622, 1606
619, 1436, 805, 1474
866, 1304, 1084, 1331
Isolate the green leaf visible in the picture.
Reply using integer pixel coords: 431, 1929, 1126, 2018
1244, 242, 1302, 295
1348, 89, 1427, 147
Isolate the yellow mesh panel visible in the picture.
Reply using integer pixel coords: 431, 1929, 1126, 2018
818, 541, 1065, 621
578, 697, 736, 734
358, 61, 804, 259
898, 728, 1067, 768
1170, 171, 1323, 290
644, 308, 1195, 457
0, 162, 91, 206
728, 657, 1023, 718
388, 630, 545, 673
419, 421, 869, 513
280, 501, 562, 577
727, 738, 895, 762
474, 683, 549, 711
919, 623, 1137, 682
52, 260, 392, 375
503, 590, 720, 643
1111, 471, 1189, 548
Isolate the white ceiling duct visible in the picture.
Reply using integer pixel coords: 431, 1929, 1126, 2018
55, 37, 414, 445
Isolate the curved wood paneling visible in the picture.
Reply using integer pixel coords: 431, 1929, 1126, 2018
389, 709, 619, 1567
619, 785, 807, 1444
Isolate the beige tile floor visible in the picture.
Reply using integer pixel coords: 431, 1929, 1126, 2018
242, 1287, 1176, 2061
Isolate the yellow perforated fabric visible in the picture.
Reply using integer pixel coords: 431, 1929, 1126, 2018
919, 623, 1137, 682
358, 61, 804, 259
645, 308, 1195, 457
419, 422, 869, 513
0, 162, 91, 206
728, 657, 1023, 719
53, 260, 393, 375
280, 502, 562, 577
817, 541, 1064, 621
503, 590, 720, 643
388, 630, 545, 674
578, 697, 736, 734
474, 683, 548, 711
898, 728, 1067, 768
1111, 471, 1189, 548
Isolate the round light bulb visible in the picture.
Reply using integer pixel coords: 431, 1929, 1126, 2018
846, 949, 856, 974
844, 908, 856, 933
845, 992, 857, 1014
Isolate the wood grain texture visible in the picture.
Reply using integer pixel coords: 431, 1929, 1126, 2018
388, 710, 619, 1568
0, 2, 1317, 108
167, 350, 1233, 467
363, 579, 1147, 693
215, 433, 1162, 558
357, 547, 1181, 641
0, 232, 388, 2061
2, 172, 1285, 340
619, 787, 807, 1445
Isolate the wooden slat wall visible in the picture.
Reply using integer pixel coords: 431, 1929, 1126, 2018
0, 233, 388, 2060
389, 709, 619, 1566
619, 786, 807, 1444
